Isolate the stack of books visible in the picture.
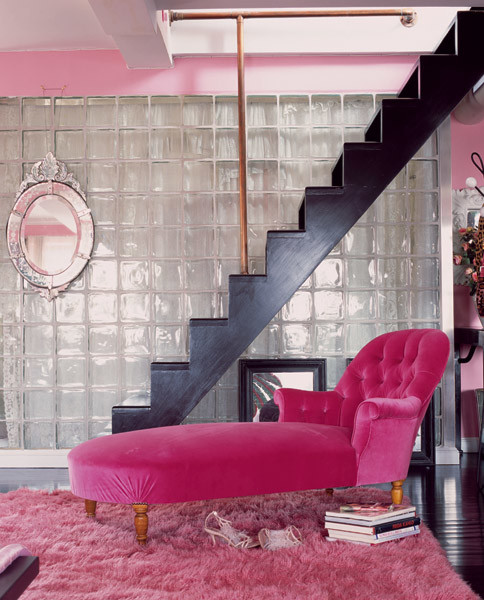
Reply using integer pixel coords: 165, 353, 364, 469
324, 502, 420, 546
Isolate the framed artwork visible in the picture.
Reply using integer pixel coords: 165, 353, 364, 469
238, 358, 326, 422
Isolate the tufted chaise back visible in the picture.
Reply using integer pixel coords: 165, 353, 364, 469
335, 328, 449, 430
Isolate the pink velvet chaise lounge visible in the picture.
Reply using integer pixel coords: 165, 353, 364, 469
68, 328, 450, 544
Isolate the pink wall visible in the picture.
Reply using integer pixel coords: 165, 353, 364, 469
451, 116, 484, 189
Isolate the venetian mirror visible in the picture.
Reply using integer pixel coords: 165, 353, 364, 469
7, 153, 94, 300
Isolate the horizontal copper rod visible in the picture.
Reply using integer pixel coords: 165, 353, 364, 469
171, 9, 415, 22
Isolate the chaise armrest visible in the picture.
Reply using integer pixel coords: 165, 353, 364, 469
351, 396, 422, 486
274, 388, 343, 425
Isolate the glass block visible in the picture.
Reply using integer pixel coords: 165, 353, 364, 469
93, 227, 116, 256
87, 162, 117, 192
248, 129, 278, 159
378, 290, 408, 320
88, 259, 118, 290
0, 358, 20, 388
119, 162, 149, 192
248, 160, 278, 191
314, 259, 342, 288
57, 357, 86, 387
86, 129, 116, 159
66, 162, 86, 190
184, 194, 214, 225
87, 97, 116, 127
216, 161, 239, 191
282, 291, 312, 321
0, 131, 19, 160
409, 225, 439, 255
215, 388, 238, 422
215, 193, 239, 225
377, 258, 408, 288
154, 325, 184, 357
24, 358, 53, 387
151, 128, 182, 159
183, 128, 213, 159
183, 96, 213, 126
152, 195, 182, 225
56, 421, 86, 449
346, 323, 377, 355
311, 95, 342, 125
345, 258, 376, 287
410, 290, 440, 320
408, 192, 439, 223
88, 421, 111, 439
280, 161, 310, 190
24, 390, 54, 419
247, 96, 277, 127
24, 325, 53, 355
185, 390, 216, 423
311, 161, 333, 187
184, 227, 215, 257
152, 162, 182, 192
54, 97, 84, 127
282, 324, 311, 355
88, 293, 117, 323
414, 133, 438, 159
376, 225, 408, 255
0, 420, 20, 448
54, 129, 84, 160
279, 128, 310, 159
344, 127, 365, 143
56, 294, 85, 322
279, 193, 302, 225
215, 96, 238, 126
247, 324, 280, 356
119, 129, 149, 159
0, 98, 20, 129
280, 96, 310, 126
119, 228, 149, 257
344, 226, 375, 255
22, 130, 49, 160
23, 294, 51, 322
152, 228, 181, 258
343, 95, 374, 125
89, 389, 118, 418
24, 422, 54, 449
311, 128, 342, 158
57, 325, 86, 356
185, 259, 216, 290
120, 261, 149, 290
0, 263, 20, 291
347, 291, 376, 319
183, 161, 214, 192
122, 357, 150, 388
155, 293, 183, 321
120, 293, 150, 322
118, 96, 148, 127
90, 356, 119, 386
152, 260, 183, 291
247, 193, 278, 225
89, 325, 118, 354
0, 163, 22, 193
186, 292, 216, 319
324, 357, 347, 390
0, 326, 21, 355
408, 160, 438, 190
22, 98, 51, 128
117, 195, 149, 225
122, 326, 150, 355
217, 259, 239, 289
376, 191, 407, 222
410, 258, 440, 287
216, 129, 238, 159
151, 96, 182, 127
314, 290, 344, 320
315, 323, 344, 354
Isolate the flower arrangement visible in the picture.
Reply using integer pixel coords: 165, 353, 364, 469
454, 226, 479, 294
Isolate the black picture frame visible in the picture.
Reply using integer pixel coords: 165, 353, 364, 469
238, 358, 326, 422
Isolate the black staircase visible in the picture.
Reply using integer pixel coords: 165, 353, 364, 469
113, 9, 484, 433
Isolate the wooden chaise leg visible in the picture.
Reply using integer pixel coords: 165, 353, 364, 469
325, 488, 334, 495
85, 499, 97, 518
133, 503, 149, 545
391, 480, 404, 505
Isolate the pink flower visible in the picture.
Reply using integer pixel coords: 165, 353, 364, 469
472, 272, 478, 282
466, 267, 474, 275
463, 242, 469, 251
459, 228, 467, 234
454, 255, 463, 265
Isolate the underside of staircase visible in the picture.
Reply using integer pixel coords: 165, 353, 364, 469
113, 9, 484, 434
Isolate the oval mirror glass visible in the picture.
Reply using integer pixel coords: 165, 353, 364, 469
20, 194, 80, 275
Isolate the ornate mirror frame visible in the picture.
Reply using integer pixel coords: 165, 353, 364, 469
6, 152, 94, 300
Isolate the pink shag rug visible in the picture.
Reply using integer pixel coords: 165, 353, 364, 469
0, 486, 478, 600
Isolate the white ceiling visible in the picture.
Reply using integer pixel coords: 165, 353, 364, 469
0, 1, 478, 68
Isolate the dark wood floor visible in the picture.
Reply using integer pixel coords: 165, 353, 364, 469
1, 456, 483, 598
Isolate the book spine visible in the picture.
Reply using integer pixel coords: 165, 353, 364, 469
375, 525, 419, 539
373, 517, 421, 534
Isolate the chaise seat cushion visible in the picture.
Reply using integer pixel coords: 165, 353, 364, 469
68, 422, 357, 505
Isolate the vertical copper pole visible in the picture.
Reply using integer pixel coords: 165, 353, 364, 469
237, 15, 249, 275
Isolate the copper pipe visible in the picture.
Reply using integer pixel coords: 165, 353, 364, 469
237, 15, 248, 276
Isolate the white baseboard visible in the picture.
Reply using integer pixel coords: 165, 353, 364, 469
435, 446, 461, 465
0, 450, 69, 468
461, 437, 479, 453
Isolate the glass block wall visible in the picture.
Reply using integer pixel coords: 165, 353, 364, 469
0, 94, 440, 450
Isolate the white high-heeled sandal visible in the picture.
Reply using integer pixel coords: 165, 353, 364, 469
204, 511, 260, 549
258, 525, 302, 550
